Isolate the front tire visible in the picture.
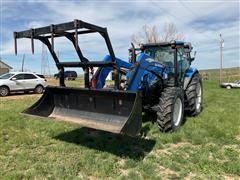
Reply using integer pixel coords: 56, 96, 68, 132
185, 73, 203, 116
0, 86, 9, 97
156, 87, 184, 132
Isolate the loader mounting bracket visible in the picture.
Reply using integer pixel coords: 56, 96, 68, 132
14, 19, 120, 89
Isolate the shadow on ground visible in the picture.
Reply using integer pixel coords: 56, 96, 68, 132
54, 127, 156, 160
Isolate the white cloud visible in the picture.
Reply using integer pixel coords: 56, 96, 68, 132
1, 0, 239, 71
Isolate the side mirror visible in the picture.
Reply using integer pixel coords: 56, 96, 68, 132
190, 57, 195, 62
189, 51, 196, 62
129, 42, 136, 64
11, 77, 17, 81
184, 42, 192, 53
193, 51, 197, 57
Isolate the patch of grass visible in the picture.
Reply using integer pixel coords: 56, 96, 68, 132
0, 80, 240, 179
46, 77, 84, 87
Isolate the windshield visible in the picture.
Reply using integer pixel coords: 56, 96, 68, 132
0, 73, 15, 79
144, 46, 174, 71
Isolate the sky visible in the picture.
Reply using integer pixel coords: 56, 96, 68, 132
0, 0, 239, 75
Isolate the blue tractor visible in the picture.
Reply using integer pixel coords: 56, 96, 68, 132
14, 20, 203, 136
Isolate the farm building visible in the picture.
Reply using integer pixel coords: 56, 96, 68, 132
0, 59, 13, 75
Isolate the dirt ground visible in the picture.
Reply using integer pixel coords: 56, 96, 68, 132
0, 92, 41, 100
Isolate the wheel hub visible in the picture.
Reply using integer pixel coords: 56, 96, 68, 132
0, 88, 7, 96
196, 83, 202, 111
173, 98, 183, 126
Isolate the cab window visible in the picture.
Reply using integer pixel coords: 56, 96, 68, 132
24, 74, 37, 79
144, 46, 175, 73
12, 74, 24, 80
177, 48, 189, 73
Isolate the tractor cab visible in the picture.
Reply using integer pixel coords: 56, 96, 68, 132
129, 41, 195, 87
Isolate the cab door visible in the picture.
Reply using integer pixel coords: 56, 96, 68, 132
10, 74, 25, 90
177, 47, 189, 85
238, 82, 240, 88
234, 81, 240, 88
23, 74, 38, 89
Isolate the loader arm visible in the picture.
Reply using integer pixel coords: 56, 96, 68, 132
94, 53, 166, 91
94, 55, 133, 89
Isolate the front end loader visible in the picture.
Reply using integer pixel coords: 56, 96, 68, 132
14, 19, 203, 136
14, 20, 142, 136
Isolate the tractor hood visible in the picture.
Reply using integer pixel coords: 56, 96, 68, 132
138, 53, 167, 77
126, 53, 167, 91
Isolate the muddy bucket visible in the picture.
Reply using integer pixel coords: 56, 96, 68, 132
23, 86, 142, 136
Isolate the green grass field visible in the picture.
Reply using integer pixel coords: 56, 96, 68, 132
0, 80, 240, 179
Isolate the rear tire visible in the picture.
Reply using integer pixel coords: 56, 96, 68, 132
0, 86, 9, 97
156, 87, 184, 132
226, 85, 231, 89
34, 85, 44, 94
185, 73, 203, 116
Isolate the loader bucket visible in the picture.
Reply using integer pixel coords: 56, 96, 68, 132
23, 86, 142, 136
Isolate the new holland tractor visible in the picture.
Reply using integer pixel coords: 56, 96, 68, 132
14, 20, 203, 136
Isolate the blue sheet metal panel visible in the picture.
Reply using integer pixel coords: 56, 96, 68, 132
96, 55, 133, 89
185, 67, 198, 78
175, 41, 184, 45
127, 53, 165, 91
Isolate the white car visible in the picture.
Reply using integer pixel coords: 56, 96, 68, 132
221, 81, 240, 89
0, 72, 47, 96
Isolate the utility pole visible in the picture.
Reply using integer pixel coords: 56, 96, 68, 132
219, 34, 224, 84
21, 54, 25, 72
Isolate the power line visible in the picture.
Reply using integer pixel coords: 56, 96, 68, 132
178, 0, 200, 17
149, 1, 218, 41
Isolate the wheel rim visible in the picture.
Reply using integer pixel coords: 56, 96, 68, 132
226, 86, 231, 89
196, 83, 202, 111
0, 87, 8, 96
173, 98, 183, 126
36, 86, 43, 93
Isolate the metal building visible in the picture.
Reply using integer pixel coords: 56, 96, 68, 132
0, 60, 13, 75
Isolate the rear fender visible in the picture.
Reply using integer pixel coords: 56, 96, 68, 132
183, 67, 198, 90
35, 84, 44, 89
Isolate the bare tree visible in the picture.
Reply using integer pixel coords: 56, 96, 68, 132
132, 25, 159, 44
132, 22, 185, 45
162, 23, 185, 42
